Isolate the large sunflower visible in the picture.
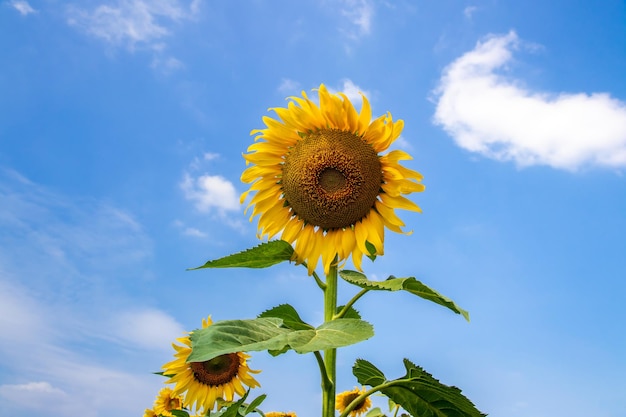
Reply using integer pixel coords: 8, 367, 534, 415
335, 387, 372, 417
162, 316, 261, 413
242, 84, 424, 275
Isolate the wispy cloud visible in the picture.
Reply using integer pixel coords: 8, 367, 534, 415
339, 0, 374, 38
0, 168, 178, 416
278, 78, 301, 96
8, 0, 36, 15
433, 31, 626, 171
66, 0, 199, 50
180, 172, 240, 213
463, 6, 478, 19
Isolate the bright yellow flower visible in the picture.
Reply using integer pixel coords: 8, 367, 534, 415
335, 387, 372, 417
242, 84, 424, 274
265, 412, 297, 417
152, 387, 183, 416
162, 316, 261, 414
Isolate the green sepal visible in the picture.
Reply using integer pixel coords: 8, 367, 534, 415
353, 359, 486, 417
189, 317, 374, 362
170, 410, 190, 417
365, 240, 377, 261
339, 270, 470, 321
189, 240, 294, 270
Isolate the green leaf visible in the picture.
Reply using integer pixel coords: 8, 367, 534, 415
337, 305, 362, 319
339, 270, 470, 321
170, 410, 190, 417
189, 318, 374, 362
258, 304, 314, 331
365, 408, 388, 417
353, 358, 386, 386
212, 390, 249, 417
293, 319, 374, 353
353, 359, 486, 417
243, 394, 267, 415
189, 240, 294, 270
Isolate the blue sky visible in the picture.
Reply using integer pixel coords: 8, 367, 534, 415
1, 0, 625, 416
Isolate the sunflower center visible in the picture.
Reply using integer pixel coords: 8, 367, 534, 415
341, 392, 364, 410
190, 353, 240, 386
282, 129, 382, 230
167, 397, 182, 410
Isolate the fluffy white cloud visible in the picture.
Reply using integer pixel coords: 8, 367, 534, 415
9, 0, 36, 15
66, 0, 199, 48
433, 31, 626, 171
110, 308, 185, 351
181, 173, 240, 213
328, 79, 369, 110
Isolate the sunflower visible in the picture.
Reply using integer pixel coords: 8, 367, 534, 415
335, 387, 372, 417
265, 412, 297, 417
242, 84, 424, 275
152, 387, 183, 416
162, 316, 261, 413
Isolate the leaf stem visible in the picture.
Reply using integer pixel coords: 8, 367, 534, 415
335, 288, 369, 319
302, 262, 327, 290
321, 259, 338, 417
314, 351, 332, 392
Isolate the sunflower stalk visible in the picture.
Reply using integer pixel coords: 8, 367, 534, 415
322, 258, 339, 417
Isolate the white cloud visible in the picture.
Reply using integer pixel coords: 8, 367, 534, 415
9, 0, 36, 15
66, 0, 198, 49
183, 226, 207, 237
0, 169, 175, 417
463, 6, 478, 19
335, 78, 369, 108
339, 0, 374, 38
278, 78, 301, 96
151, 55, 184, 74
110, 308, 185, 350
181, 173, 240, 213
433, 31, 626, 171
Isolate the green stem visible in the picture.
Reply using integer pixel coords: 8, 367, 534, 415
335, 288, 369, 319
314, 351, 332, 392
302, 262, 326, 290
322, 259, 338, 417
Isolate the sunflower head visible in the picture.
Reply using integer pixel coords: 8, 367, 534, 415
152, 387, 183, 417
265, 412, 298, 417
242, 84, 424, 274
335, 387, 372, 417
143, 408, 158, 417
161, 316, 261, 414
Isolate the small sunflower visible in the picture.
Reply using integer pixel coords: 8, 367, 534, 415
265, 412, 297, 417
335, 387, 372, 417
153, 387, 183, 416
162, 316, 261, 413
242, 84, 424, 274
